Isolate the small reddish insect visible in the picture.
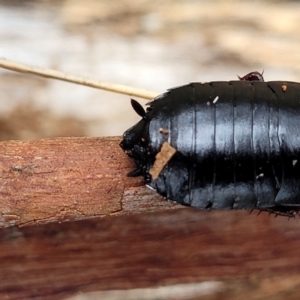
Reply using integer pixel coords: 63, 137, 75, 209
120, 72, 300, 217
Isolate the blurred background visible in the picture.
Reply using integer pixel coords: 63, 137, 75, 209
1, 0, 300, 140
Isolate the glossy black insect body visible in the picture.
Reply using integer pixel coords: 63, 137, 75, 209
120, 74, 300, 216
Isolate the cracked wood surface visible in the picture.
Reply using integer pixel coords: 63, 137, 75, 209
0, 137, 180, 228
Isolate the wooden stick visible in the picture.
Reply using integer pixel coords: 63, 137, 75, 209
1, 207, 300, 299
0, 58, 158, 99
0, 137, 181, 228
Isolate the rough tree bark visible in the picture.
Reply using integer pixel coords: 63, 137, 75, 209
0, 137, 181, 228
1, 137, 300, 300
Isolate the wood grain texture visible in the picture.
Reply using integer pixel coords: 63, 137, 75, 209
0, 137, 180, 228
1, 137, 300, 300
1, 209, 300, 299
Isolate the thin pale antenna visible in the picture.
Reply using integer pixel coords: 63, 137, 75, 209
0, 58, 158, 100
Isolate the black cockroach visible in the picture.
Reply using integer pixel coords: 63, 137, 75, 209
120, 72, 300, 217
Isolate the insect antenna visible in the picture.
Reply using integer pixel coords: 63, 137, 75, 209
131, 99, 146, 118
127, 168, 143, 177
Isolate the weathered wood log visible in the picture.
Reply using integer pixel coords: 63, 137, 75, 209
1, 138, 300, 300
1, 209, 300, 299
0, 137, 181, 228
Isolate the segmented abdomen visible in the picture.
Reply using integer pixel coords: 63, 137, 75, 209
146, 81, 300, 210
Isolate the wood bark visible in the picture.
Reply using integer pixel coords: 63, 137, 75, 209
1, 209, 300, 299
0, 137, 180, 228
1, 138, 300, 299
